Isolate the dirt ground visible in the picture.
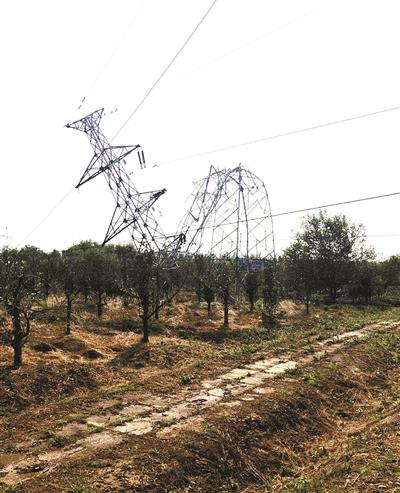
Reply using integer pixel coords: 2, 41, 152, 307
1, 297, 400, 492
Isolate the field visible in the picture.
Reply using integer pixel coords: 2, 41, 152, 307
1, 297, 400, 492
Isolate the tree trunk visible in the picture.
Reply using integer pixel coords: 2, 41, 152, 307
154, 269, 160, 321
223, 291, 229, 327
13, 340, 22, 368
207, 300, 212, 316
97, 292, 103, 318
66, 295, 72, 335
142, 304, 149, 343
154, 301, 160, 320
305, 291, 310, 315
249, 296, 254, 313
196, 280, 202, 303
11, 309, 23, 368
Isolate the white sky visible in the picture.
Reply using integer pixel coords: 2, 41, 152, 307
0, 0, 399, 258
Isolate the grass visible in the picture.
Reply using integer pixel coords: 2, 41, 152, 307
55, 326, 398, 493
49, 435, 68, 449
1, 299, 400, 493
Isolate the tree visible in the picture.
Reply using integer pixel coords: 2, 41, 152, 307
215, 256, 235, 327
77, 243, 118, 318
0, 247, 46, 368
42, 249, 62, 300
262, 259, 279, 329
294, 211, 371, 301
381, 255, 400, 293
115, 244, 135, 308
200, 255, 217, 317
59, 248, 82, 334
283, 241, 317, 314
349, 260, 382, 304
244, 270, 262, 312
120, 249, 157, 343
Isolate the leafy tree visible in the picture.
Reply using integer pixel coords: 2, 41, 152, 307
381, 255, 400, 292
349, 260, 382, 303
120, 249, 156, 342
200, 255, 217, 316
215, 256, 235, 327
262, 258, 279, 329
42, 249, 62, 299
77, 242, 118, 317
244, 270, 262, 312
115, 244, 135, 308
59, 248, 82, 334
283, 241, 316, 314
294, 211, 371, 301
0, 247, 46, 368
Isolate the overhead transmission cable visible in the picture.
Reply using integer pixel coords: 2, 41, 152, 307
166, 190, 400, 236
111, 0, 219, 142
16, 0, 219, 248
77, 1, 146, 111
16, 103, 400, 247
177, 6, 322, 81
48, 190, 400, 253
154, 104, 400, 167
16, 186, 76, 248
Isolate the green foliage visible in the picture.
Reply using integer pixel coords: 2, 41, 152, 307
262, 258, 279, 329
0, 247, 48, 366
283, 476, 323, 492
283, 211, 374, 303
244, 270, 262, 311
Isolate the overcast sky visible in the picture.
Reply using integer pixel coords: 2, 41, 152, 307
1, 0, 399, 258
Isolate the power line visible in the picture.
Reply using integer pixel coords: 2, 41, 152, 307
77, 1, 146, 112
177, 6, 321, 82
16, 186, 76, 248
16, 190, 400, 250
154, 104, 400, 167
271, 191, 400, 219
169, 191, 400, 236
111, 0, 219, 142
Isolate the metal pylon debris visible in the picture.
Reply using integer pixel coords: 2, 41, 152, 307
178, 164, 275, 265
66, 108, 171, 251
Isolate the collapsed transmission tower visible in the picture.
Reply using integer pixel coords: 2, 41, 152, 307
66, 108, 184, 253
178, 164, 275, 266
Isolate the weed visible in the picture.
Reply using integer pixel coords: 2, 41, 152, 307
1, 485, 23, 493
284, 476, 323, 492
118, 461, 133, 471
110, 416, 133, 427
65, 486, 98, 493
89, 459, 112, 468
50, 435, 68, 449
180, 374, 191, 385
285, 366, 304, 378
87, 426, 103, 434
302, 369, 322, 386
203, 423, 220, 435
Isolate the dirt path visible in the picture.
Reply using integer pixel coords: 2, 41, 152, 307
0, 320, 397, 487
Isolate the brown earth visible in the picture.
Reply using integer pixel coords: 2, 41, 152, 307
1, 298, 400, 492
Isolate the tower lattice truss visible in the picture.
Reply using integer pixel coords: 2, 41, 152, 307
66, 109, 184, 252
178, 164, 275, 263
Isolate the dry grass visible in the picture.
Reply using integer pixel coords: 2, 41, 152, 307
1, 297, 400, 492
16, 327, 400, 493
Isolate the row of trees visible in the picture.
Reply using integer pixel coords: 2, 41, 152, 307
1, 211, 399, 367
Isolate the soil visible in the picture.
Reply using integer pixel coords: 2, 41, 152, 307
1, 299, 400, 492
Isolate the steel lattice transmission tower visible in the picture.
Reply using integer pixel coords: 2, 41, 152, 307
178, 164, 275, 265
66, 108, 184, 253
